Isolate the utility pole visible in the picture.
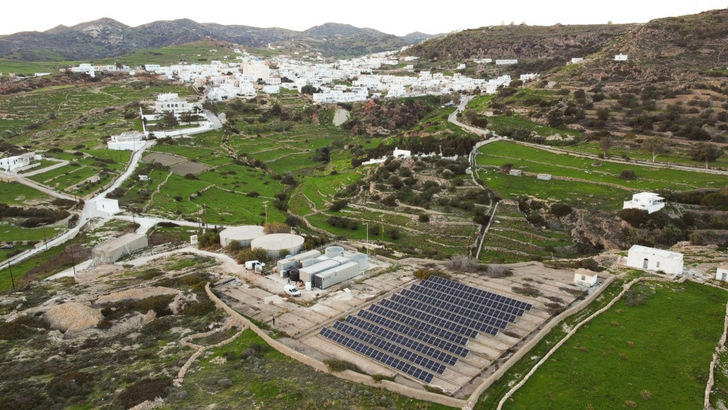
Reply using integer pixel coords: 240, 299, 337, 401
264, 201, 268, 225
6, 262, 15, 290
364, 222, 369, 256
69, 247, 77, 277
43, 228, 48, 250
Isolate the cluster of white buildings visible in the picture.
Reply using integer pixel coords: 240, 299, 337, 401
131, 48, 524, 105
69, 63, 132, 78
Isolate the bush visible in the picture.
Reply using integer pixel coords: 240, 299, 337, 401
264, 222, 290, 234
181, 300, 216, 316
413, 268, 440, 280
324, 359, 362, 373
47, 371, 93, 399
227, 240, 244, 253
619, 169, 636, 180
139, 295, 175, 316
329, 199, 348, 212
418, 214, 430, 223
118, 377, 172, 408
618, 208, 649, 228
550, 203, 573, 217
386, 227, 400, 240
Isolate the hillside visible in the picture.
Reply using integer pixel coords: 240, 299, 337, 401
0, 19, 437, 61
406, 23, 636, 72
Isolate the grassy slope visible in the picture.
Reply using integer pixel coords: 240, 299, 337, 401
503, 281, 727, 409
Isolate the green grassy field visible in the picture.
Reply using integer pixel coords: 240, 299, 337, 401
502, 281, 728, 409
0, 182, 53, 206
476, 141, 727, 209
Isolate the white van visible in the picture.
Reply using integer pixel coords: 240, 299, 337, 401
284, 284, 301, 297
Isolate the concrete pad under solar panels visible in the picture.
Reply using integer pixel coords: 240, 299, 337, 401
474, 333, 510, 351
277, 312, 317, 333
279, 336, 331, 362
308, 303, 342, 318
257, 301, 283, 317
319, 299, 351, 313
289, 306, 328, 326
236, 284, 271, 300
461, 340, 501, 360
427, 376, 459, 394
447, 357, 489, 377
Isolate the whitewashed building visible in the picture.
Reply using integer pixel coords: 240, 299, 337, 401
108, 131, 145, 151
393, 147, 411, 159
623, 192, 665, 214
0, 153, 37, 172
154, 93, 192, 113
95, 198, 120, 216
574, 269, 598, 287
571, 57, 584, 64
716, 264, 728, 282
614, 54, 628, 61
495, 59, 518, 65
626, 245, 683, 275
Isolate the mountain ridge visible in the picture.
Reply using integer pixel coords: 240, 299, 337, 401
0, 18, 438, 61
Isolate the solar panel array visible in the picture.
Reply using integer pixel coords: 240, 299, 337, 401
319, 276, 532, 384
320, 328, 435, 383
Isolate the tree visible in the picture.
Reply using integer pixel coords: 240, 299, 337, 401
641, 136, 665, 162
161, 111, 178, 128
691, 142, 724, 169
598, 135, 614, 158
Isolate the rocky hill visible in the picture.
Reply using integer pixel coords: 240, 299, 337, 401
0, 19, 437, 61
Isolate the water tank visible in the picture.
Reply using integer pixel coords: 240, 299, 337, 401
250, 233, 305, 259
289, 269, 300, 282
350, 253, 368, 271
219, 225, 265, 248
325, 246, 344, 258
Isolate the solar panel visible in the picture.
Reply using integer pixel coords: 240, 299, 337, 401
367, 305, 469, 346
332, 321, 446, 374
380, 298, 482, 338
389, 294, 499, 336
413, 283, 520, 322
320, 328, 434, 383
346, 315, 459, 365
426, 276, 532, 311
402, 287, 511, 328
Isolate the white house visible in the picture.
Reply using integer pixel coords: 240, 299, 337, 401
574, 269, 598, 287
571, 58, 584, 64
716, 264, 728, 282
0, 153, 37, 172
393, 147, 411, 159
519, 73, 540, 82
626, 245, 683, 275
623, 192, 665, 214
614, 53, 628, 61
495, 59, 518, 65
108, 131, 145, 151
154, 93, 192, 113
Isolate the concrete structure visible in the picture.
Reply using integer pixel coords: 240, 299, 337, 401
614, 53, 628, 61
219, 225, 265, 248
92, 233, 148, 265
574, 269, 598, 287
716, 265, 728, 282
623, 192, 665, 214
393, 147, 412, 159
509, 169, 523, 176
537, 173, 552, 181
95, 198, 120, 216
495, 59, 518, 65
626, 245, 683, 275
251, 233, 304, 259
108, 131, 145, 151
571, 58, 584, 64
300, 259, 341, 283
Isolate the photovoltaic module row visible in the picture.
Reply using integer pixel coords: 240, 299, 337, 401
368, 305, 471, 345
345, 315, 459, 365
320, 328, 434, 383
415, 283, 523, 320
332, 321, 447, 374
380, 299, 482, 338
389, 294, 500, 336
357, 309, 469, 357
428, 276, 532, 311
401, 287, 510, 329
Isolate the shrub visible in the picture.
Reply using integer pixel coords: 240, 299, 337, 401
118, 377, 172, 408
227, 240, 244, 253
139, 295, 175, 316
618, 208, 649, 228
264, 222, 290, 234
329, 199, 348, 212
46, 371, 93, 399
386, 227, 400, 240
324, 359, 362, 373
413, 268, 440, 279
418, 214, 430, 223
182, 300, 216, 316
550, 203, 573, 217
619, 169, 636, 180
